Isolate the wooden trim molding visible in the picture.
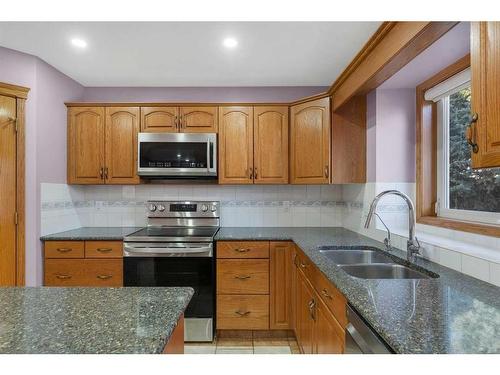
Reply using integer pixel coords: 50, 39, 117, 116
416, 54, 500, 238
16, 98, 26, 285
0, 82, 30, 99
331, 22, 458, 111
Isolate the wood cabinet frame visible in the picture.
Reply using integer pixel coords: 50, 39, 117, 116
416, 54, 500, 237
0, 82, 29, 286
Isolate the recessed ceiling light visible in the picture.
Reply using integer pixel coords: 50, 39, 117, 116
222, 37, 238, 49
71, 38, 87, 49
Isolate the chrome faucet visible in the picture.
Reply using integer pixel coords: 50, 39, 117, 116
364, 190, 421, 262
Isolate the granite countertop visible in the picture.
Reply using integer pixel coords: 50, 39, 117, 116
0, 287, 193, 354
215, 227, 500, 354
40, 227, 142, 241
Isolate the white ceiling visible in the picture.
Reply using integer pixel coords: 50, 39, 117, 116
0, 22, 381, 87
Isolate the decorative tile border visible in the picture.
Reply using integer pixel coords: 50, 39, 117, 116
41, 200, 346, 211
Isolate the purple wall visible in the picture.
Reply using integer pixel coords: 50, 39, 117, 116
0, 46, 84, 286
82, 86, 328, 103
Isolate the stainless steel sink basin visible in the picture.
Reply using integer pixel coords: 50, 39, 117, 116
319, 249, 394, 265
339, 264, 433, 279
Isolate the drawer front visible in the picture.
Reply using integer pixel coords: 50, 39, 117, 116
44, 241, 85, 259
217, 295, 269, 330
44, 259, 123, 287
217, 259, 269, 294
85, 241, 123, 258
217, 241, 270, 259
311, 268, 347, 328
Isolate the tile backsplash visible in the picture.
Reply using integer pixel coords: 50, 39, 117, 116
41, 181, 500, 287
41, 183, 344, 235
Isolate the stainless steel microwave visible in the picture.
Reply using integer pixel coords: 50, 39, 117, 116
138, 133, 217, 179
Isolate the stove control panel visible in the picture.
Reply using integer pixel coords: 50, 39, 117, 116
146, 201, 220, 218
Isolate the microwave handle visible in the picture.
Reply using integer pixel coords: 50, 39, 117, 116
207, 138, 216, 173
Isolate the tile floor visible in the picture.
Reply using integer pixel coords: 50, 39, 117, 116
185, 336, 301, 354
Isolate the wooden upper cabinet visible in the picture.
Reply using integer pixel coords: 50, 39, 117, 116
105, 107, 140, 184
68, 107, 105, 184
254, 106, 289, 184
290, 97, 331, 184
141, 107, 178, 133
470, 22, 500, 168
180, 106, 218, 133
218, 107, 254, 184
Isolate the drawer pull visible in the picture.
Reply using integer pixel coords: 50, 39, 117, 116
234, 248, 250, 253
235, 310, 251, 317
300, 262, 308, 269
234, 275, 251, 280
56, 248, 72, 253
97, 274, 113, 280
55, 274, 72, 280
96, 248, 112, 253
321, 289, 333, 300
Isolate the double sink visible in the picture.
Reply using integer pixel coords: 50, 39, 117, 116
318, 246, 439, 280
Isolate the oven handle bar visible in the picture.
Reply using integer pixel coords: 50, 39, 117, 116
123, 243, 213, 257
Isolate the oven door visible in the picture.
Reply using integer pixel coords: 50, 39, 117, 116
138, 133, 217, 178
123, 242, 215, 341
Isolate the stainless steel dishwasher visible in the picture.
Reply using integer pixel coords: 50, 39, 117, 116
345, 305, 393, 354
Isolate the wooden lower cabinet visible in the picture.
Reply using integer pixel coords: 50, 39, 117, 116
294, 248, 347, 354
295, 269, 315, 354
217, 295, 269, 330
270, 241, 293, 329
43, 240, 123, 287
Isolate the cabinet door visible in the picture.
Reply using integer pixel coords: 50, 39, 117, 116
141, 107, 178, 133
105, 107, 140, 184
0, 95, 17, 285
290, 97, 330, 184
270, 242, 293, 329
67, 107, 105, 184
254, 106, 289, 184
295, 268, 315, 354
313, 293, 345, 354
470, 22, 500, 168
218, 107, 254, 184
180, 106, 218, 133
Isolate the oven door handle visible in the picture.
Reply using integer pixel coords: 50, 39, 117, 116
123, 243, 213, 257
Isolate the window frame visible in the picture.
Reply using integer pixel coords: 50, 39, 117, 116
416, 54, 500, 237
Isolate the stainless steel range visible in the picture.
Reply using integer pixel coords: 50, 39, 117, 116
123, 201, 219, 342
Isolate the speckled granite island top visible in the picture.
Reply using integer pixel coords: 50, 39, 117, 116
215, 227, 500, 354
0, 287, 193, 354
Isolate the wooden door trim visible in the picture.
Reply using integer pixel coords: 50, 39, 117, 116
0, 82, 30, 99
0, 83, 28, 285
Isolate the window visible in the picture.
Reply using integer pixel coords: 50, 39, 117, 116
430, 70, 500, 225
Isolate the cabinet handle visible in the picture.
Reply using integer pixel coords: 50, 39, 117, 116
254, 168, 257, 179
56, 248, 72, 253
234, 275, 251, 280
299, 261, 308, 269
104, 167, 109, 180
99, 167, 104, 179
56, 274, 72, 280
321, 289, 333, 300
308, 299, 316, 321
466, 112, 479, 153
234, 248, 250, 253
175, 115, 179, 131
180, 115, 184, 129
248, 168, 253, 179
96, 248, 112, 253
235, 310, 251, 316
97, 274, 112, 280
324, 166, 329, 178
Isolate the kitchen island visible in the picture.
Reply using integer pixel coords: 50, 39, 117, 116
0, 287, 193, 354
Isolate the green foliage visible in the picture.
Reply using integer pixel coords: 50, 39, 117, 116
448, 88, 500, 212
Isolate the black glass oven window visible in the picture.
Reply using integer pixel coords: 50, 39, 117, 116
140, 142, 207, 168
124, 257, 214, 318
